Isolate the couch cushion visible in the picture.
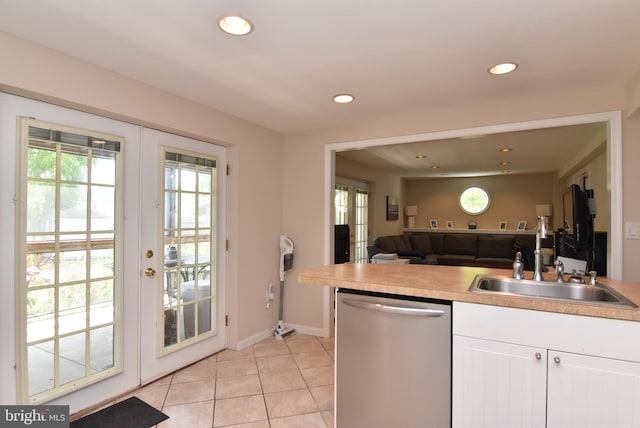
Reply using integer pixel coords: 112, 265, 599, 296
373, 236, 397, 252
478, 236, 515, 259
443, 234, 477, 256
410, 234, 433, 254
428, 233, 445, 254
391, 235, 411, 252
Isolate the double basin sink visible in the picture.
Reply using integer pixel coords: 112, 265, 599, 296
469, 275, 637, 308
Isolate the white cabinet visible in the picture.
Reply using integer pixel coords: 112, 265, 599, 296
547, 351, 640, 428
453, 336, 547, 428
453, 336, 640, 428
453, 302, 640, 428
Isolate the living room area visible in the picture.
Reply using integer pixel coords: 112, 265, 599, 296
335, 121, 609, 274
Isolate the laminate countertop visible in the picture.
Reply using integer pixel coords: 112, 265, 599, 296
298, 264, 640, 322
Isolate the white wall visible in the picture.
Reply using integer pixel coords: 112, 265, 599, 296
404, 173, 557, 232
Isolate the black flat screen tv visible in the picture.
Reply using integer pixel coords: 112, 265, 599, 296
561, 184, 591, 257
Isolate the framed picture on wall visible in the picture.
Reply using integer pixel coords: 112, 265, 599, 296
430, 219, 438, 229
499, 221, 507, 230
386, 196, 399, 221
517, 220, 527, 230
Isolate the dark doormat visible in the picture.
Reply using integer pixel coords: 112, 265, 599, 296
70, 396, 169, 428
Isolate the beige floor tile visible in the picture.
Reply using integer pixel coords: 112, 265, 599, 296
117, 334, 336, 426
300, 366, 334, 388
264, 389, 318, 419
309, 385, 334, 411
217, 346, 255, 362
317, 337, 334, 351
259, 369, 306, 393
253, 341, 290, 358
284, 333, 314, 342
286, 339, 325, 354
256, 354, 297, 373
270, 412, 327, 428
220, 422, 270, 428
172, 356, 216, 383
216, 374, 262, 399
152, 374, 174, 386
321, 410, 334, 428
217, 358, 258, 379
164, 379, 215, 406
159, 400, 214, 428
213, 394, 268, 427
133, 383, 170, 409
292, 351, 333, 370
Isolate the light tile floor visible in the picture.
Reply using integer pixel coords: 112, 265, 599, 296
130, 334, 335, 428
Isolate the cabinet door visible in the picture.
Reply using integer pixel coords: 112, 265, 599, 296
548, 351, 640, 428
453, 335, 547, 428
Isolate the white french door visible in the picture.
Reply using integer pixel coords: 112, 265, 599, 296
2, 94, 141, 413
139, 129, 226, 383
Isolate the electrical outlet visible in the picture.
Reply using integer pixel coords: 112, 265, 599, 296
267, 283, 276, 301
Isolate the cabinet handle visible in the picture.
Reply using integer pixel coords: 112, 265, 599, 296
554, 356, 561, 364
535, 352, 542, 360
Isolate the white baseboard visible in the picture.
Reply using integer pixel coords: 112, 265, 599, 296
233, 323, 330, 351
235, 328, 275, 350
285, 322, 329, 338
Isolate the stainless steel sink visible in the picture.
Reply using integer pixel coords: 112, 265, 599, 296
469, 275, 637, 307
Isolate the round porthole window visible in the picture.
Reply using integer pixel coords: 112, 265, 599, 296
459, 186, 490, 215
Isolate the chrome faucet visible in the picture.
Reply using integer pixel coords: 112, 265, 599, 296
533, 215, 548, 281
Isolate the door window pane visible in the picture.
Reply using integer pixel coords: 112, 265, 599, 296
21, 120, 122, 402
162, 150, 216, 351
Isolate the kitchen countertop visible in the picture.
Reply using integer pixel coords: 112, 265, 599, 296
298, 264, 640, 322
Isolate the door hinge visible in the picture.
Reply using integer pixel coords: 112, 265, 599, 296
226, 165, 230, 176
226, 240, 229, 251
225, 315, 229, 327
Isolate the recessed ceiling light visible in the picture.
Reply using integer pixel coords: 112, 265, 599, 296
502, 170, 512, 174
431, 166, 440, 169
415, 155, 427, 159
218, 15, 253, 35
333, 94, 354, 104
488, 62, 518, 75
500, 161, 510, 166
498, 147, 512, 152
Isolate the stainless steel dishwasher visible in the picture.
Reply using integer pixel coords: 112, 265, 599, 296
336, 288, 451, 428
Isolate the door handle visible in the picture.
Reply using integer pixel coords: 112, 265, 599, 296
144, 268, 156, 277
342, 298, 446, 317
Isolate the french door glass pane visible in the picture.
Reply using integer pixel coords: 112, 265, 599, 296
22, 121, 122, 402
335, 184, 348, 225
162, 150, 216, 351
355, 189, 369, 263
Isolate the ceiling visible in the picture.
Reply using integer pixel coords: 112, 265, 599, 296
0, 1, 637, 177
1, 0, 639, 136
337, 122, 608, 178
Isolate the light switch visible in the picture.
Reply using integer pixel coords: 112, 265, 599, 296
625, 222, 640, 239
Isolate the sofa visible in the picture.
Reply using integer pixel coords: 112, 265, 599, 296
367, 232, 533, 269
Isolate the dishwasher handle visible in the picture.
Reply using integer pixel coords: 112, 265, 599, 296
342, 298, 446, 317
